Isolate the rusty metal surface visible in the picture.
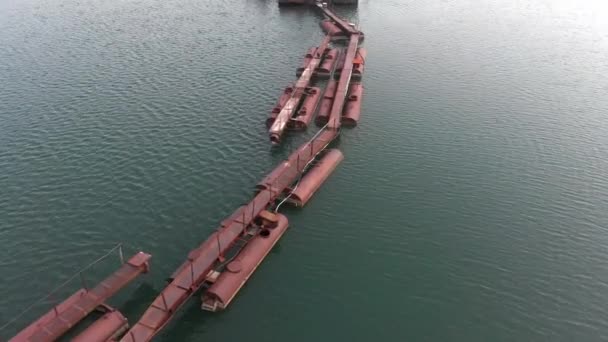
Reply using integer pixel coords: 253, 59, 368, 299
268, 35, 331, 144
316, 4, 360, 35
266, 86, 294, 127
320, 20, 344, 37
352, 48, 366, 80
296, 47, 317, 76
203, 214, 289, 309
315, 48, 339, 78
72, 310, 129, 342
11, 252, 151, 342
316, 79, 338, 126
327, 34, 359, 130
293, 87, 322, 130
8, 289, 87, 342
342, 82, 363, 126
290, 149, 344, 206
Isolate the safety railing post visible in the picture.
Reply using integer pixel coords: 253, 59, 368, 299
161, 292, 169, 311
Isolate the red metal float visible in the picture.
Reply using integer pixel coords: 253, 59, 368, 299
201, 213, 289, 311
315, 79, 338, 126
320, 20, 345, 39
342, 82, 363, 126
293, 87, 322, 130
267, 86, 294, 127
296, 47, 317, 77
289, 149, 344, 206
72, 310, 129, 342
315, 48, 339, 79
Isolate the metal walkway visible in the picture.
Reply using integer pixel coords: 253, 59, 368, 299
10, 252, 151, 342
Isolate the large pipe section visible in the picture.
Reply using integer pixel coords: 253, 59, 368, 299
315, 78, 338, 126
267, 86, 294, 127
289, 149, 344, 206
201, 213, 289, 311
269, 35, 331, 144
72, 310, 129, 342
296, 47, 317, 77
342, 82, 363, 126
315, 48, 339, 79
293, 87, 322, 130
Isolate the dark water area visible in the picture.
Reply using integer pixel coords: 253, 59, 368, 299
2, 0, 608, 340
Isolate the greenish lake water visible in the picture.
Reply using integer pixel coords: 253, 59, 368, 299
2, 0, 608, 340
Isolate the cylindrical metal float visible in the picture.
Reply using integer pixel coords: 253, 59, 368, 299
255, 161, 291, 192
266, 86, 294, 128
288, 149, 344, 207
315, 48, 339, 79
72, 311, 129, 342
342, 82, 363, 127
201, 214, 290, 311
320, 20, 344, 38
293, 87, 321, 130
315, 79, 338, 126
296, 47, 317, 77
352, 48, 366, 80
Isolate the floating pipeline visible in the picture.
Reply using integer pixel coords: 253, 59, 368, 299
9, 4, 366, 342
201, 213, 289, 311
72, 310, 129, 342
288, 149, 344, 207
342, 82, 363, 126
315, 78, 338, 126
320, 19, 345, 39
267, 85, 294, 127
119, 129, 338, 342
314, 48, 339, 79
292, 86, 322, 130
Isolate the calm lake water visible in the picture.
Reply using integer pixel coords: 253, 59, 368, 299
2, 0, 608, 340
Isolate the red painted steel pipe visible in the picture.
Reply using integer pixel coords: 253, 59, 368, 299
72, 311, 129, 342
267, 86, 294, 127
315, 48, 339, 79
320, 20, 344, 38
315, 79, 338, 127
293, 87, 321, 130
201, 214, 289, 311
296, 47, 317, 77
342, 82, 363, 127
289, 149, 344, 207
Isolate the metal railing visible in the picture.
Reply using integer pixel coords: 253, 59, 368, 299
0, 243, 125, 334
